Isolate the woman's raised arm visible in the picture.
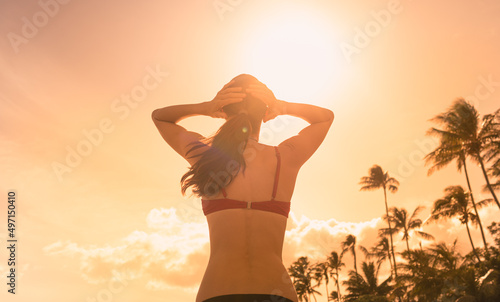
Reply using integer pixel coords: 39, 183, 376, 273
152, 80, 245, 164
247, 83, 334, 168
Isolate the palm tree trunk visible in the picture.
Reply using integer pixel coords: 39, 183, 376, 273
353, 248, 358, 276
404, 226, 410, 253
405, 230, 416, 302
383, 187, 398, 279
463, 159, 489, 253
336, 270, 341, 302
325, 280, 329, 302
386, 249, 393, 276
465, 219, 482, 263
477, 154, 500, 209
311, 292, 317, 302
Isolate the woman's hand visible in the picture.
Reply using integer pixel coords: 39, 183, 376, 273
205, 80, 246, 119
246, 83, 284, 122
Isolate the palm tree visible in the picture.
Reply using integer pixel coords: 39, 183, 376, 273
479, 108, 500, 196
289, 257, 308, 302
327, 251, 345, 302
400, 240, 481, 301
400, 247, 444, 301
425, 99, 499, 209
427, 145, 490, 255
288, 257, 321, 302
485, 158, 500, 191
401, 240, 473, 301
427, 186, 492, 262
383, 206, 435, 253
312, 262, 329, 302
428, 240, 476, 301
342, 234, 359, 277
428, 240, 461, 273
484, 123, 500, 192
342, 261, 392, 302
329, 291, 340, 302
359, 165, 399, 279
367, 235, 393, 275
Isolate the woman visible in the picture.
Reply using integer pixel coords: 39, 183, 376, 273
152, 74, 334, 302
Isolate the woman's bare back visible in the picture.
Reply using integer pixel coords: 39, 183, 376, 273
196, 142, 300, 302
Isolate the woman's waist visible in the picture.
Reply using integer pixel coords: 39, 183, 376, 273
208, 249, 283, 267
203, 259, 291, 287
198, 260, 296, 302
209, 239, 284, 261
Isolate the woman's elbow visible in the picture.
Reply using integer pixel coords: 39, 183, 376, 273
151, 109, 160, 121
325, 109, 334, 123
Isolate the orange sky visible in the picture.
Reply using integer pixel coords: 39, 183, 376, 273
1, 0, 499, 301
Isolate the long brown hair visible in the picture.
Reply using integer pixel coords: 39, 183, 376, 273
181, 74, 267, 198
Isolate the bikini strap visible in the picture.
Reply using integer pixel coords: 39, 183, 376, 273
221, 146, 280, 200
271, 146, 281, 200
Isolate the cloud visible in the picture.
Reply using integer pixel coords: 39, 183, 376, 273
44, 205, 499, 291
44, 208, 210, 289
284, 213, 383, 261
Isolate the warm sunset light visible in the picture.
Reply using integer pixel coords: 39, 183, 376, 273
242, 7, 344, 103
1, 0, 499, 301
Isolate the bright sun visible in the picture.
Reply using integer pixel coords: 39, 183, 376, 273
242, 7, 344, 104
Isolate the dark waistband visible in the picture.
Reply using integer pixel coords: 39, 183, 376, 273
203, 294, 294, 302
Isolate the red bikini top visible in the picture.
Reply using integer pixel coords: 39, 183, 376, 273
202, 146, 290, 218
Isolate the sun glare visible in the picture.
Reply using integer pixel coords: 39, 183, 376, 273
242, 7, 344, 104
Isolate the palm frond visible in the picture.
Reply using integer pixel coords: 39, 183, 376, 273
358, 245, 371, 259
476, 198, 494, 208
409, 205, 425, 222
415, 230, 435, 241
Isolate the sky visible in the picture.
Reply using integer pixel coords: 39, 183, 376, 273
0, 0, 499, 301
